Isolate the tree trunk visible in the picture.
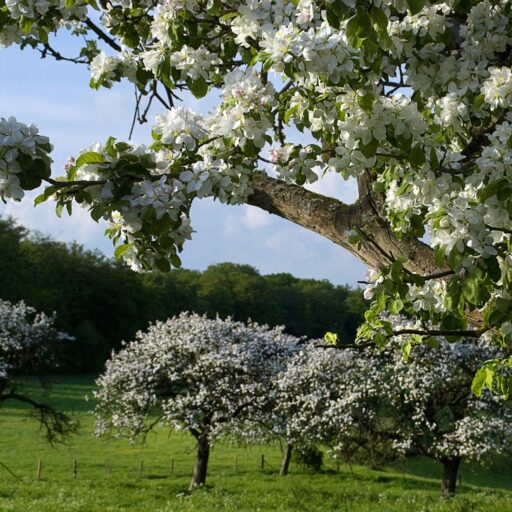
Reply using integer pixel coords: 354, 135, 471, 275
280, 444, 293, 476
440, 457, 461, 498
189, 436, 210, 490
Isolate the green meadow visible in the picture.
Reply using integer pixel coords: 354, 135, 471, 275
0, 376, 510, 512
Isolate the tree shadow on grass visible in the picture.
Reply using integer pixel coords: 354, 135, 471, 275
388, 456, 512, 494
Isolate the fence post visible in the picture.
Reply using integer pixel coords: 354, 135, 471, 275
107, 464, 112, 478
260, 454, 265, 470
73, 458, 77, 479
170, 459, 174, 475
139, 460, 144, 478
36, 460, 42, 481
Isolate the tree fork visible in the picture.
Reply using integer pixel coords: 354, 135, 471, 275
248, 172, 485, 329
248, 171, 442, 276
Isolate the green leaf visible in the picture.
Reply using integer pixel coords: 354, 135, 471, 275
388, 298, 404, 314
187, 76, 208, 99
284, 105, 299, 124
370, 7, 392, 49
401, 341, 412, 362
346, 12, 373, 49
34, 186, 57, 206
331, 0, 352, 18
326, 7, 341, 29
405, 0, 427, 15
75, 151, 105, 168
155, 257, 171, 272
220, 12, 238, 23
170, 254, 182, 268
424, 336, 440, 349
38, 27, 49, 44
324, 332, 338, 346
90, 205, 104, 222
472, 367, 492, 397
114, 243, 132, 259
409, 145, 426, 168
347, 229, 361, 245
356, 91, 375, 113
19, 16, 33, 35
359, 138, 378, 158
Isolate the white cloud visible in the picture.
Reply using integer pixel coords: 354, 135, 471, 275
306, 172, 359, 204
242, 206, 272, 230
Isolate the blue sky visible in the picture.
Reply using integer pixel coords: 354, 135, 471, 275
0, 41, 365, 286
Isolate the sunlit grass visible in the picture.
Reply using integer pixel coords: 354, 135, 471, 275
0, 376, 510, 512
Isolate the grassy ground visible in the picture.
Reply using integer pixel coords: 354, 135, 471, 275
0, 375, 510, 512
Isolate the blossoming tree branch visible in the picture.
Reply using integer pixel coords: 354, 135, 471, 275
1, 0, 511, 394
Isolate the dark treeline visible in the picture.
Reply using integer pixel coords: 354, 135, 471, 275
0, 218, 366, 372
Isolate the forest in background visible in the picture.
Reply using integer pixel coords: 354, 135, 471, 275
0, 217, 366, 372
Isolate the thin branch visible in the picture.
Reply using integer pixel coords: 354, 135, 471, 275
485, 224, 512, 235
422, 270, 455, 281
391, 327, 488, 338
39, 43, 89, 65
43, 177, 106, 188
84, 18, 122, 52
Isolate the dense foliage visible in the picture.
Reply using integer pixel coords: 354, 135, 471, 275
0, 298, 74, 442
94, 313, 301, 488
0, 217, 365, 371
277, 336, 512, 495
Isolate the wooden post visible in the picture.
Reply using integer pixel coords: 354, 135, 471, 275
170, 459, 174, 475
138, 460, 144, 478
234, 455, 238, 472
260, 454, 265, 470
73, 459, 77, 479
36, 460, 42, 481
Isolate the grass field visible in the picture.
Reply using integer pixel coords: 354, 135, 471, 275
0, 375, 511, 512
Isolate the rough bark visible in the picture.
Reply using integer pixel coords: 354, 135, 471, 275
280, 444, 293, 476
189, 435, 210, 490
440, 457, 461, 498
248, 171, 439, 276
248, 171, 484, 328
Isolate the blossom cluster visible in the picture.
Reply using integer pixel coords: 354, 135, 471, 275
0, 116, 52, 201
1, 0, 87, 47
0, 299, 71, 389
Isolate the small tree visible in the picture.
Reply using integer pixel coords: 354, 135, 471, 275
277, 344, 391, 471
382, 339, 512, 497
94, 312, 300, 490
0, 299, 74, 442
278, 339, 512, 496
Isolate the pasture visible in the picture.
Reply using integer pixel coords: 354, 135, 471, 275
0, 376, 510, 512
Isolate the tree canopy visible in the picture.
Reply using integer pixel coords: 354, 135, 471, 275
277, 336, 512, 496
1, 1, 512, 393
